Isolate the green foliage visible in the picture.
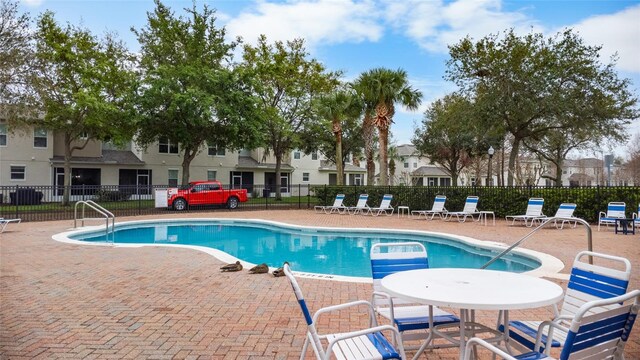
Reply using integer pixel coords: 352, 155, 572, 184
94, 190, 132, 202
312, 185, 640, 223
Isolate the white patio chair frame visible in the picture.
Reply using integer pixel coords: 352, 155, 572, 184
634, 204, 640, 228
464, 289, 639, 360
500, 251, 632, 354
444, 196, 480, 223
533, 203, 579, 229
314, 194, 347, 214
597, 201, 626, 231
284, 264, 407, 360
347, 194, 370, 215
411, 195, 447, 220
368, 194, 395, 216
505, 198, 545, 227
370, 242, 459, 350
0, 217, 22, 234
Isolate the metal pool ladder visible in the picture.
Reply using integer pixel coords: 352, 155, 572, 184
481, 216, 593, 269
74, 200, 116, 240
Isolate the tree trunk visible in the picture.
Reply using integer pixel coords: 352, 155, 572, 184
62, 134, 72, 206
363, 112, 376, 185
555, 161, 563, 187
389, 159, 395, 186
333, 118, 344, 186
181, 147, 198, 186
507, 139, 520, 186
274, 154, 282, 200
378, 125, 388, 186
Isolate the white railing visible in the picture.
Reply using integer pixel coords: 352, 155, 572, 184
74, 200, 115, 239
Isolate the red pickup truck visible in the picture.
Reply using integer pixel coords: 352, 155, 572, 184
168, 180, 248, 210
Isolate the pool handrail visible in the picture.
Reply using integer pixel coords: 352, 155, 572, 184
74, 200, 115, 239
481, 216, 593, 269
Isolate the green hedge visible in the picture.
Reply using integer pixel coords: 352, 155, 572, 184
311, 185, 640, 223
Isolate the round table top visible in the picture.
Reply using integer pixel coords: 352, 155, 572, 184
380, 268, 564, 311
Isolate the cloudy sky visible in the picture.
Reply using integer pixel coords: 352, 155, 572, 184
19, 0, 640, 155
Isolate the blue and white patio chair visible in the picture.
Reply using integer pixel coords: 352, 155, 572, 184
464, 289, 639, 360
370, 243, 459, 348
444, 196, 480, 223
534, 203, 579, 229
283, 263, 407, 360
634, 204, 640, 228
411, 195, 447, 220
368, 194, 395, 216
499, 251, 632, 353
347, 194, 370, 215
0, 217, 21, 234
505, 198, 545, 227
314, 194, 347, 214
598, 201, 626, 231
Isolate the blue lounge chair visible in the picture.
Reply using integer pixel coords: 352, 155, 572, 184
505, 198, 545, 227
370, 243, 459, 348
499, 251, 631, 353
314, 194, 347, 214
368, 194, 395, 216
598, 201, 626, 231
634, 204, 640, 228
347, 194, 370, 215
411, 195, 447, 220
283, 263, 406, 360
444, 196, 480, 222
464, 289, 639, 360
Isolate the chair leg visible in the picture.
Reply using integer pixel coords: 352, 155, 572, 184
300, 336, 309, 360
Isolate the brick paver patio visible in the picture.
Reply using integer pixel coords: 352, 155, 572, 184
1, 210, 638, 359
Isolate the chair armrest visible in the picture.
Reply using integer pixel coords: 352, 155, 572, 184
371, 291, 396, 320
464, 337, 517, 360
535, 319, 570, 354
599, 211, 606, 219
313, 300, 376, 327
325, 324, 405, 360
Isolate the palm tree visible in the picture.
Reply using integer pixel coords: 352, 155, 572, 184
315, 89, 362, 185
352, 75, 378, 185
354, 68, 422, 185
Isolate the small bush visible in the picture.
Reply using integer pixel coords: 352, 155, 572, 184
93, 190, 132, 202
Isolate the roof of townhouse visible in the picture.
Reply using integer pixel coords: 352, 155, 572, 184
412, 166, 450, 176
51, 150, 144, 165
396, 144, 419, 157
564, 158, 603, 168
236, 156, 293, 170
318, 160, 366, 172
568, 173, 595, 182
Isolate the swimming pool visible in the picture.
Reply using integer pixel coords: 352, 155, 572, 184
61, 219, 545, 278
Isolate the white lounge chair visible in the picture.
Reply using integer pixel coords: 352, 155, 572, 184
368, 194, 394, 216
505, 198, 545, 227
411, 195, 447, 220
0, 218, 22, 234
370, 243, 459, 349
465, 289, 640, 360
283, 263, 407, 360
347, 194, 370, 215
634, 204, 640, 228
314, 194, 347, 214
499, 251, 631, 354
597, 201, 627, 231
444, 196, 480, 222
534, 203, 579, 229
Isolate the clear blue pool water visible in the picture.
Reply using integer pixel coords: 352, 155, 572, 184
71, 220, 540, 277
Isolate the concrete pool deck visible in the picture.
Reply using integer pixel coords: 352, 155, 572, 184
1, 210, 639, 359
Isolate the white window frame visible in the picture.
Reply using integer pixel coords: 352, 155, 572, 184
10, 165, 26, 181
208, 145, 225, 156
168, 169, 179, 187
311, 152, 318, 160
159, 137, 179, 154
353, 174, 363, 186
403, 162, 409, 169
293, 151, 301, 159
33, 127, 48, 148
413, 162, 417, 168
302, 172, 310, 182
207, 170, 217, 181
0, 123, 7, 147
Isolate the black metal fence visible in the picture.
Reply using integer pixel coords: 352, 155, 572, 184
1, 184, 639, 223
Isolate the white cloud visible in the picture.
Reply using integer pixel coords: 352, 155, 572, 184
225, 0, 383, 49
21, 0, 43, 6
567, 4, 640, 73
384, 0, 541, 53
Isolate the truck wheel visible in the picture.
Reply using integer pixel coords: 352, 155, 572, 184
173, 198, 187, 211
227, 197, 239, 209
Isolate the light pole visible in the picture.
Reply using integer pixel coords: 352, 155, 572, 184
487, 146, 495, 186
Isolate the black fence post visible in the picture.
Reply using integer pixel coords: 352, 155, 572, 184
138, 186, 142, 215
307, 185, 310, 209
15, 184, 19, 220
298, 184, 301, 209
265, 186, 269, 210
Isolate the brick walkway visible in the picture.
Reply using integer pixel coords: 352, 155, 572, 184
1, 210, 638, 359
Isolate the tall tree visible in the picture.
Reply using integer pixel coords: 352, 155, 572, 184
134, 1, 260, 185
413, 94, 479, 185
0, 0, 33, 118
354, 68, 422, 186
241, 35, 339, 198
446, 29, 638, 185
29, 11, 137, 205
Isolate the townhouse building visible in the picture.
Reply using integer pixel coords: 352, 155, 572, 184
395, 144, 453, 186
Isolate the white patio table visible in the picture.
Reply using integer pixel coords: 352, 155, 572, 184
380, 268, 563, 360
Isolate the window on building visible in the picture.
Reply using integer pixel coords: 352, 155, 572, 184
33, 128, 47, 148
404, 162, 409, 169
311, 152, 318, 160
0, 124, 7, 146
208, 145, 225, 156
440, 178, 451, 186
80, 132, 89, 140
302, 172, 309, 182
207, 170, 217, 181
10, 165, 26, 180
294, 151, 301, 159
427, 177, 437, 186
413, 162, 417, 168
353, 174, 363, 185
159, 137, 179, 154
168, 169, 179, 187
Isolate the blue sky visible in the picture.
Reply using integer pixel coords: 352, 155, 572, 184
19, 0, 640, 156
